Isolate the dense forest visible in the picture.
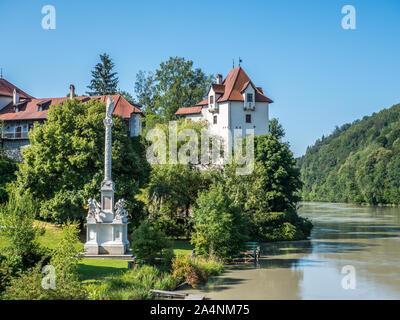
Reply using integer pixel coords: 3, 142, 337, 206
298, 103, 400, 205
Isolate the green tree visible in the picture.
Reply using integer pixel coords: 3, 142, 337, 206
137, 164, 212, 238
131, 221, 174, 266
0, 150, 17, 204
87, 53, 119, 96
218, 134, 311, 241
0, 192, 47, 270
134, 70, 156, 115
12, 99, 150, 224
298, 103, 400, 205
269, 118, 285, 140
191, 185, 249, 259
3, 222, 87, 301
135, 57, 213, 120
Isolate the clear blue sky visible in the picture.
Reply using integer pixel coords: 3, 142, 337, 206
1, 0, 399, 157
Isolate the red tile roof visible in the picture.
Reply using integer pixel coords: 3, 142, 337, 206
196, 98, 208, 106
211, 83, 225, 94
0, 78, 34, 99
175, 106, 202, 115
196, 67, 273, 105
0, 94, 142, 121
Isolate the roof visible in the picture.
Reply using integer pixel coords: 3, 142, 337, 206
0, 78, 34, 99
196, 67, 273, 106
175, 106, 202, 115
0, 94, 142, 121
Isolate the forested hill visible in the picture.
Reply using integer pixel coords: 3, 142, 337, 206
298, 103, 400, 205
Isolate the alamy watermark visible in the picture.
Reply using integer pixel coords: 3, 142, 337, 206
145, 121, 254, 175
41, 5, 56, 30
41, 265, 56, 289
342, 5, 356, 30
341, 265, 356, 290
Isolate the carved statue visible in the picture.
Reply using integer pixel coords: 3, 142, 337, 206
87, 198, 102, 222
114, 199, 128, 221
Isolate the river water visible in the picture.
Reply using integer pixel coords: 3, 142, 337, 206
183, 202, 400, 299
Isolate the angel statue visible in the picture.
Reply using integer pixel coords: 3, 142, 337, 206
114, 199, 128, 221
87, 198, 102, 222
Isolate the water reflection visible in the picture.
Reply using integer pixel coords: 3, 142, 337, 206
180, 202, 400, 299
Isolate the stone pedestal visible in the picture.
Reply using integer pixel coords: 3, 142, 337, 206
84, 220, 130, 255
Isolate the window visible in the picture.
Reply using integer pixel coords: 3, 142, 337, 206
213, 115, 217, 124
209, 95, 214, 104
246, 114, 251, 123
247, 93, 253, 102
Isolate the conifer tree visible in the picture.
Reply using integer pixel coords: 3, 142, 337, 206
87, 53, 119, 96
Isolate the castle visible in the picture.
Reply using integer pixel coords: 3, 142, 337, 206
175, 67, 273, 144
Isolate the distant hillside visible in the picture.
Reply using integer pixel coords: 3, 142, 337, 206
298, 103, 400, 205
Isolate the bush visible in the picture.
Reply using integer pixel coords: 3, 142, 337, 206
3, 223, 87, 300
50, 222, 83, 275
131, 221, 174, 266
0, 151, 17, 204
2, 262, 88, 300
251, 211, 313, 241
191, 185, 249, 259
0, 192, 49, 270
171, 255, 223, 288
0, 255, 13, 296
96, 265, 177, 300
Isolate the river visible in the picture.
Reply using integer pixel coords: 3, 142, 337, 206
182, 202, 400, 299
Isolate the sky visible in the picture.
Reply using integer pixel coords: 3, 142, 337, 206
1, 0, 399, 157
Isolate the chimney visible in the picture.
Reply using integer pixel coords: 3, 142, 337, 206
69, 84, 75, 99
13, 89, 20, 105
216, 74, 223, 85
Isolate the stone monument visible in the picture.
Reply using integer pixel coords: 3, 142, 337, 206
84, 96, 130, 256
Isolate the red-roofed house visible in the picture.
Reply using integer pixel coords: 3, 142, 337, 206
175, 67, 273, 144
0, 81, 143, 159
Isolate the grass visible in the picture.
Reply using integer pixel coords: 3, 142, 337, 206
84, 265, 177, 300
78, 259, 128, 281
0, 220, 198, 284
171, 240, 194, 256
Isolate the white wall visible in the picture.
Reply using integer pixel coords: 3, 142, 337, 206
230, 101, 269, 138
0, 96, 12, 111
129, 114, 142, 137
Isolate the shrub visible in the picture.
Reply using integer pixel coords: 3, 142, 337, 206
251, 210, 313, 241
0, 255, 13, 296
99, 265, 177, 300
2, 262, 88, 300
50, 222, 83, 275
0, 192, 49, 270
131, 221, 174, 266
2, 222, 87, 300
191, 185, 249, 259
171, 255, 223, 288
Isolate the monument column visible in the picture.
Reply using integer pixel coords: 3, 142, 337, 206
101, 96, 115, 222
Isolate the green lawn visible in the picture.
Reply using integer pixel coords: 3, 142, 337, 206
78, 259, 128, 281
0, 221, 194, 281
172, 240, 194, 256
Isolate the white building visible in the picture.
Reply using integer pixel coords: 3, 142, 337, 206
0, 80, 143, 159
175, 67, 273, 145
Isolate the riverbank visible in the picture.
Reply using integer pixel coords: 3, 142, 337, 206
176, 202, 400, 299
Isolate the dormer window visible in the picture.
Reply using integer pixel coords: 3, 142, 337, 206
210, 95, 214, 104
247, 93, 253, 102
